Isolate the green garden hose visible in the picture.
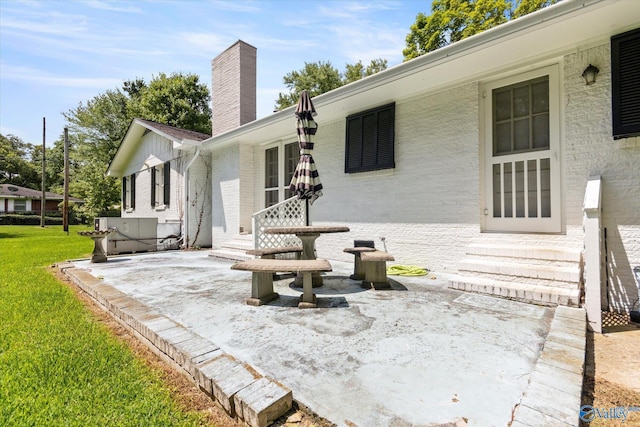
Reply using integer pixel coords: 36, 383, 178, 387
386, 265, 428, 276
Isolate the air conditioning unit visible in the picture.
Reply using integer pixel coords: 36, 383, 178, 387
94, 217, 158, 255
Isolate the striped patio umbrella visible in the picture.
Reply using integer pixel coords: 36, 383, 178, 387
289, 90, 323, 204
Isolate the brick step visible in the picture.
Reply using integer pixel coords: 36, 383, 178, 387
449, 275, 580, 307
459, 258, 580, 286
465, 243, 581, 262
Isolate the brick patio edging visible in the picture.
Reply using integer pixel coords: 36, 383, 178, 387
57, 262, 292, 427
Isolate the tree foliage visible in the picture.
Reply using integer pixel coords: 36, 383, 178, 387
130, 73, 212, 135
403, 0, 559, 60
275, 59, 388, 110
0, 134, 40, 188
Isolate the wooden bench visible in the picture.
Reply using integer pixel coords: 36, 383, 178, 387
343, 247, 376, 280
245, 246, 303, 259
360, 250, 395, 289
230, 258, 332, 308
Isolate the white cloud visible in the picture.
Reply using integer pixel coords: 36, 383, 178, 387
1, 63, 122, 88
79, 0, 142, 13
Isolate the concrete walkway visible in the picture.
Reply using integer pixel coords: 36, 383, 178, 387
59, 251, 586, 427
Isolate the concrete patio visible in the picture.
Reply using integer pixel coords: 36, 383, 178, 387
59, 250, 586, 427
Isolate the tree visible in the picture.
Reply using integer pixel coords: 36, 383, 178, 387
344, 59, 389, 84
133, 73, 211, 135
403, 0, 559, 61
0, 134, 40, 188
511, 0, 559, 18
275, 59, 388, 110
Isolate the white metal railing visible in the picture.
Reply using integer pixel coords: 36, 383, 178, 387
583, 175, 603, 333
252, 197, 307, 249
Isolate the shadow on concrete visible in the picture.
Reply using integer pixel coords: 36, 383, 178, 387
264, 294, 350, 308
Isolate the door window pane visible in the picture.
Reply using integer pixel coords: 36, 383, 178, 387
540, 158, 551, 217
515, 161, 525, 218
284, 142, 299, 199
493, 76, 549, 156
527, 160, 538, 217
493, 164, 501, 218
514, 119, 530, 151
513, 85, 530, 117
265, 190, 279, 208
503, 162, 513, 218
265, 147, 278, 189
532, 114, 549, 149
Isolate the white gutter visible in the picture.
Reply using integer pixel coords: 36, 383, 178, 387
183, 147, 200, 248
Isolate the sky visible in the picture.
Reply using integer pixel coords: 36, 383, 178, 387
0, 0, 432, 147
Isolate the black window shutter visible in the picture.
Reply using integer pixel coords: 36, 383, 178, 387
345, 102, 395, 173
612, 28, 640, 139
122, 178, 127, 210
151, 168, 156, 207
346, 117, 362, 172
130, 173, 136, 209
163, 162, 170, 207
377, 106, 395, 169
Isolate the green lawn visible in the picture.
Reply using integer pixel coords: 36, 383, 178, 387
0, 225, 211, 426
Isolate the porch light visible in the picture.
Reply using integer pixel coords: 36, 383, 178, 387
582, 64, 599, 85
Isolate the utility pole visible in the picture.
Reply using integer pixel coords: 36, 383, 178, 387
63, 127, 69, 234
40, 117, 46, 228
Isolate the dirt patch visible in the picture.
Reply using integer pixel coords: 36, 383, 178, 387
582, 323, 640, 427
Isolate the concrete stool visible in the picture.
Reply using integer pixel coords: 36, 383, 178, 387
343, 247, 376, 280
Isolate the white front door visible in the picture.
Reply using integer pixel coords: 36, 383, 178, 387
484, 66, 561, 233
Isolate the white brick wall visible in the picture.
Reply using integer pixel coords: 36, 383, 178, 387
564, 43, 640, 312
211, 143, 241, 246
186, 154, 212, 248
212, 39, 640, 310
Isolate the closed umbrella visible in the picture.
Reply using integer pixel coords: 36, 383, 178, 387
289, 90, 323, 206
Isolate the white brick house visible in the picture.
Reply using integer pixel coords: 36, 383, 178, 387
107, 118, 212, 248
202, 1, 640, 315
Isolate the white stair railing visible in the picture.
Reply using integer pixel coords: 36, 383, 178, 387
252, 197, 307, 249
583, 175, 603, 333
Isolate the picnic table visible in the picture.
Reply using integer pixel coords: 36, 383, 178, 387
264, 226, 349, 286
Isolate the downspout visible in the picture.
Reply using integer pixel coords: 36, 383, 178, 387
183, 147, 201, 248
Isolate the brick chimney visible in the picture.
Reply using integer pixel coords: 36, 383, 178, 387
211, 40, 257, 136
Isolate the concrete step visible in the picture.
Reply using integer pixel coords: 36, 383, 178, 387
209, 248, 253, 262
449, 275, 581, 307
458, 258, 581, 286
465, 243, 581, 262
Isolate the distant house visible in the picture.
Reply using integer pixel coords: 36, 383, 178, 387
0, 184, 83, 214
200, 1, 640, 315
106, 118, 213, 248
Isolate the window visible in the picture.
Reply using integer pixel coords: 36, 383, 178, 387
263, 142, 300, 207
612, 28, 640, 139
151, 162, 170, 208
345, 103, 395, 173
493, 76, 549, 156
122, 174, 136, 210
14, 199, 26, 212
